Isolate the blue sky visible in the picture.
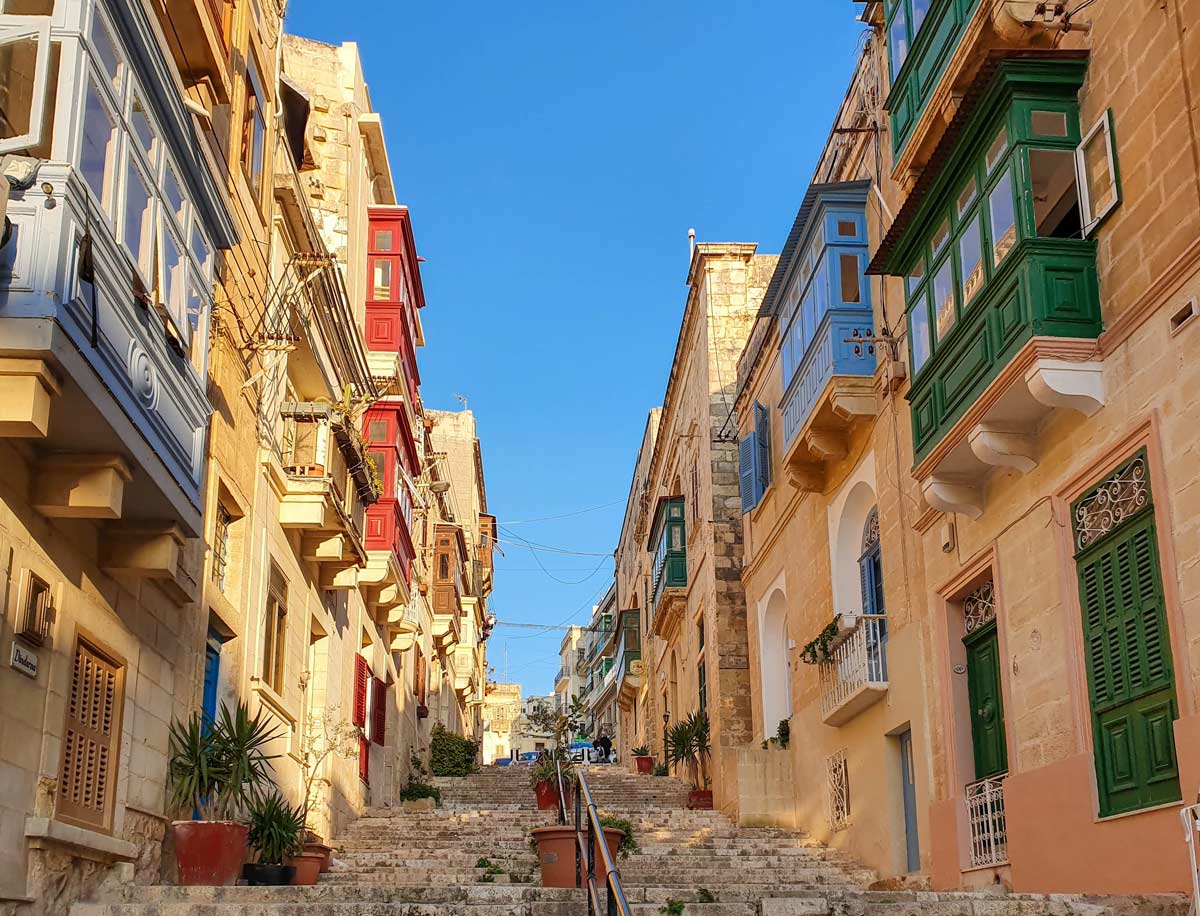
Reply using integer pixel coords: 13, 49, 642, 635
285, 1, 867, 697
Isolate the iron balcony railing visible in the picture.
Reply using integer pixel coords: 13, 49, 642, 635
555, 758, 633, 916
554, 665, 570, 685
818, 614, 888, 721
965, 774, 1008, 868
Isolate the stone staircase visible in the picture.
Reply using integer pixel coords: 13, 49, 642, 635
69, 763, 1188, 916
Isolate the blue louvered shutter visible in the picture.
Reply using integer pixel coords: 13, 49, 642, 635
739, 434, 756, 513
754, 403, 771, 498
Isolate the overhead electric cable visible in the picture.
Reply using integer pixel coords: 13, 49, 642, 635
497, 499, 625, 525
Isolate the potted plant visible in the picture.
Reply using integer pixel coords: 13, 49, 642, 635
532, 809, 632, 888
631, 745, 653, 775
297, 709, 359, 871
244, 791, 306, 885
167, 703, 279, 886
529, 748, 573, 810
667, 711, 712, 809
652, 763, 669, 777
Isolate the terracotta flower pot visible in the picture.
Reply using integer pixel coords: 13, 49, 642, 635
634, 755, 653, 775
687, 789, 714, 809
531, 825, 624, 888
288, 851, 324, 885
171, 821, 248, 886
533, 779, 561, 810
303, 841, 333, 872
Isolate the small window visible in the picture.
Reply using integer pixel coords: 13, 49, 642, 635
18, 573, 51, 644
0, 16, 52, 154
959, 214, 984, 305
163, 165, 186, 230
909, 295, 931, 373
130, 94, 155, 160
837, 219, 857, 238
911, 0, 929, 34
438, 553, 449, 581
190, 223, 212, 279
241, 57, 266, 198
989, 168, 1017, 266
1029, 148, 1081, 239
373, 228, 393, 251
839, 253, 861, 304
80, 80, 117, 214
213, 504, 232, 591
1077, 110, 1119, 234
889, 4, 909, 77
931, 218, 950, 257
933, 260, 955, 341
372, 259, 392, 300
985, 129, 1008, 173
262, 569, 287, 694
160, 225, 186, 331
956, 176, 977, 217
89, 10, 122, 95
1031, 110, 1069, 138
905, 258, 924, 300
122, 156, 154, 277
368, 419, 387, 442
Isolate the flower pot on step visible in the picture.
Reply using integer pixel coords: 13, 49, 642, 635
687, 789, 714, 809
171, 821, 248, 886
288, 852, 324, 885
533, 779, 560, 811
242, 863, 296, 886
634, 755, 654, 775
531, 825, 624, 888
303, 841, 333, 872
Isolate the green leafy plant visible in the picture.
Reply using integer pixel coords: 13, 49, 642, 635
527, 693, 588, 747
528, 747, 575, 789
246, 792, 306, 865
598, 813, 639, 858
697, 888, 716, 903
478, 873, 496, 883
399, 782, 441, 804
475, 857, 492, 869
652, 763, 669, 777
776, 719, 790, 749
666, 711, 711, 790
799, 619, 840, 665
167, 702, 280, 822
298, 708, 359, 832
660, 898, 686, 916
430, 723, 480, 776
632, 745, 650, 757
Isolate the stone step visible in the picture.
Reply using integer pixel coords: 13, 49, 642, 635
75, 904, 583, 916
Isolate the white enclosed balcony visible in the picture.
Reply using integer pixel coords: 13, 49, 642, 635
819, 614, 888, 726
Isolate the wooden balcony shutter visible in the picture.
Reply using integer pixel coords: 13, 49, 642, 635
358, 734, 370, 784
58, 638, 125, 831
371, 677, 386, 745
352, 654, 369, 728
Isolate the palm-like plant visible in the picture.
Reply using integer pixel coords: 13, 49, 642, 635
247, 792, 306, 865
168, 702, 281, 822
665, 711, 711, 790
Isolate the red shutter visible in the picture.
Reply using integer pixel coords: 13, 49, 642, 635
371, 677, 386, 745
352, 654, 369, 728
358, 735, 370, 784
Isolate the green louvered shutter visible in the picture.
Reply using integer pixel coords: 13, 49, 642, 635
1075, 459, 1180, 817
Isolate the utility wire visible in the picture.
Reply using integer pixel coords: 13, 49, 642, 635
493, 535, 613, 558
500, 526, 613, 583
497, 499, 625, 526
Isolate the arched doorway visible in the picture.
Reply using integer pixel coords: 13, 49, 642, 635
759, 589, 791, 738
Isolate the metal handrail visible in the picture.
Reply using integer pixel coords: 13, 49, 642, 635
554, 757, 633, 916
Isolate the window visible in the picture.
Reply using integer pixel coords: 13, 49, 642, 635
1077, 110, 1120, 234
241, 56, 266, 199
1029, 148, 1081, 238
89, 10, 122, 94
0, 15, 52, 154
958, 214, 983, 305
1031, 109, 1068, 138
213, 504, 232, 591
371, 259, 392, 300
1072, 452, 1180, 817
262, 569, 287, 694
57, 636, 124, 832
888, 3, 909, 77
827, 748, 850, 831
371, 677, 386, 746
988, 169, 1016, 266
839, 253, 861, 303
80, 80, 117, 214
932, 259, 955, 340
18, 572, 51, 645
697, 660, 707, 714
368, 419, 387, 442
122, 155, 153, 279
909, 296, 931, 373
373, 228, 393, 251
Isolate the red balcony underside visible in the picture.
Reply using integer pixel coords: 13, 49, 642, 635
365, 499, 415, 586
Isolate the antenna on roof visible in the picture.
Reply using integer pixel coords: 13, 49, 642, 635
688, 227, 696, 261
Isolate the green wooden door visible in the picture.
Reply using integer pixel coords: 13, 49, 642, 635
1077, 512, 1180, 816
964, 621, 1008, 779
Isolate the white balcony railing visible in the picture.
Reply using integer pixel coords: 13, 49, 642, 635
819, 614, 888, 726
965, 775, 1008, 868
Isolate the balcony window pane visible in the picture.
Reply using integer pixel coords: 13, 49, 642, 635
933, 259, 955, 341
889, 5, 909, 77
957, 176, 977, 217
372, 259, 392, 300
186, 274, 205, 367
0, 33, 39, 144
190, 222, 212, 279
909, 295, 931, 372
959, 214, 984, 306
912, 0, 929, 34
815, 262, 829, 319
1029, 148, 1081, 239
839, 253, 861, 304
163, 165, 185, 229
803, 291, 816, 349
986, 128, 1007, 173
373, 228, 393, 251
123, 156, 153, 276
931, 218, 949, 257
162, 225, 185, 330
989, 168, 1017, 266
1080, 121, 1117, 225
1031, 110, 1068, 138
89, 12, 122, 94
905, 258, 924, 300
131, 94, 155, 160
80, 81, 116, 212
